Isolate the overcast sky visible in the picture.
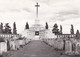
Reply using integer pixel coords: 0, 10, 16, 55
0, 0, 80, 34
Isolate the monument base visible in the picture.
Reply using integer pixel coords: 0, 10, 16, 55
34, 36, 40, 40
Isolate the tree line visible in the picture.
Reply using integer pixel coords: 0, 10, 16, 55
45, 22, 77, 35
0, 22, 17, 34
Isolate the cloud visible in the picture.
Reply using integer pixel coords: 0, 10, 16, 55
0, 0, 35, 12
22, 8, 32, 13
0, 0, 80, 33
57, 9, 79, 16
10, 9, 21, 12
51, 10, 80, 21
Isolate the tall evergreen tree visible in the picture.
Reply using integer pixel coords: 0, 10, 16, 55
70, 24, 74, 34
60, 25, 62, 34
1, 23, 3, 33
45, 22, 48, 29
4, 23, 12, 34
13, 22, 17, 34
0, 23, 3, 33
52, 23, 59, 35
25, 22, 29, 29
76, 30, 80, 39
25, 22, 27, 29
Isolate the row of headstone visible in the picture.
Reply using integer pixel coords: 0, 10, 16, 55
0, 37, 31, 56
43, 38, 80, 55
43, 38, 64, 50
65, 39, 80, 55
9, 38, 31, 50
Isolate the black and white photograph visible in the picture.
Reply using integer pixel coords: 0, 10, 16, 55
0, 0, 80, 57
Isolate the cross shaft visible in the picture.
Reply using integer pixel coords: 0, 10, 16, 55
35, 3, 40, 18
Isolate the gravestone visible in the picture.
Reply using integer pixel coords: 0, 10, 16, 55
54, 39, 64, 50
10, 40, 19, 50
48, 39, 55, 46
65, 40, 72, 54
10, 40, 16, 50
18, 39, 25, 47
7, 40, 10, 51
0, 42, 7, 55
72, 43, 76, 52
63, 40, 65, 50
76, 44, 80, 54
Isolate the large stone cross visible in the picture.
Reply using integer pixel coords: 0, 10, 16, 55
35, 3, 40, 18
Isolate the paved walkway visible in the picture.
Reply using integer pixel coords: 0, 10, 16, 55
8, 40, 68, 57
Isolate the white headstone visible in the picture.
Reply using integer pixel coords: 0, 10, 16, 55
65, 40, 72, 54
0, 42, 7, 55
